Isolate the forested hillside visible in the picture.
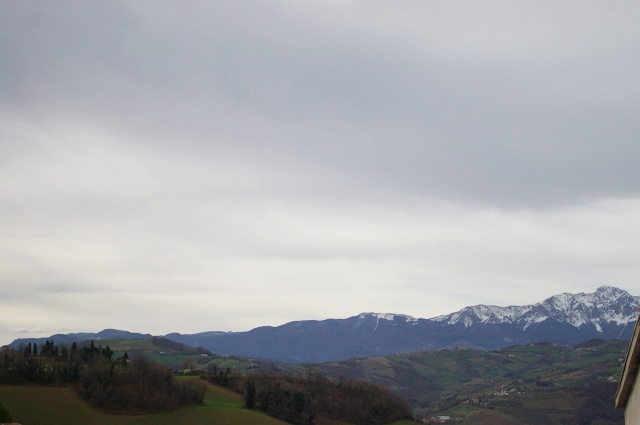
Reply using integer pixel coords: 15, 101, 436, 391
1, 338, 412, 424
281, 340, 626, 424
0, 339, 205, 413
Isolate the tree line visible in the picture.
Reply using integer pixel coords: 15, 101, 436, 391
2, 340, 106, 385
203, 366, 412, 425
1, 340, 205, 414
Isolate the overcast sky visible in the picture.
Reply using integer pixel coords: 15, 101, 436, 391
1, 1, 639, 345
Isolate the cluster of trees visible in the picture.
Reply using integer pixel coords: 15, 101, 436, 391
22, 339, 64, 357
77, 355, 205, 413
1, 340, 116, 385
204, 362, 240, 388
1, 340, 205, 414
203, 369, 412, 425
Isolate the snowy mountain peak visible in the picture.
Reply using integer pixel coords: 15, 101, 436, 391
432, 304, 532, 327
359, 312, 417, 322
596, 285, 627, 295
431, 286, 639, 332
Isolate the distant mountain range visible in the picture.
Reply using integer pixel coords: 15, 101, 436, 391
9, 286, 639, 363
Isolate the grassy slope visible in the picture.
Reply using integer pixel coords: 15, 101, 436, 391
86, 338, 251, 371
0, 380, 286, 425
0, 378, 401, 425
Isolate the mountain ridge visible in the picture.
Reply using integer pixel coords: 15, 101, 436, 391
431, 285, 638, 331
8, 286, 639, 363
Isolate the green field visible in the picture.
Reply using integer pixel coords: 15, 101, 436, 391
0, 380, 286, 425
83, 338, 251, 371
0, 380, 400, 425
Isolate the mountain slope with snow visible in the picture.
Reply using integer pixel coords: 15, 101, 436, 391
432, 286, 639, 334
9, 286, 640, 363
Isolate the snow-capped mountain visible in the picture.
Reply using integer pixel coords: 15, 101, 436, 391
432, 286, 639, 334
359, 312, 418, 322
9, 286, 639, 363
162, 286, 639, 361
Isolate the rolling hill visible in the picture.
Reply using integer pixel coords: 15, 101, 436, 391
280, 339, 627, 424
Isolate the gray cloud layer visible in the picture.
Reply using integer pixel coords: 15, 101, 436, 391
1, 1, 639, 343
